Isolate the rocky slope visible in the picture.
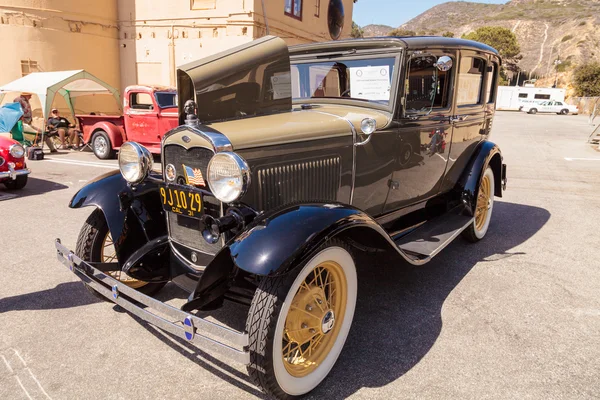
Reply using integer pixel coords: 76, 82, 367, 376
365, 0, 600, 77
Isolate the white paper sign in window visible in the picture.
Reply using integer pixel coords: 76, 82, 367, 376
349, 66, 391, 101
271, 72, 292, 99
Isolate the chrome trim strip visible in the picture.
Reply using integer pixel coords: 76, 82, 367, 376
0, 166, 30, 180
55, 240, 249, 364
309, 110, 358, 205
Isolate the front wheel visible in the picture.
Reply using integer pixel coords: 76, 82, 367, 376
3, 175, 28, 190
560, 109, 569, 115
75, 209, 165, 300
91, 130, 115, 160
246, 240, 357, 398
462, 166, 495, 242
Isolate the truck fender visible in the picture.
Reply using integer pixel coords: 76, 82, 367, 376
69, 170, 167, 265
182, 203, 406, 311
89, 121, 124, 148
458, 140, 504, 216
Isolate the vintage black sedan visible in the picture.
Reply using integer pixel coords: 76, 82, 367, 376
56, 35, 507, 399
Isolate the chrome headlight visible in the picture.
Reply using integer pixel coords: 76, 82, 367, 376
118, 142, 153, 183
207, 152, 250, 203
9, 144, 25, 159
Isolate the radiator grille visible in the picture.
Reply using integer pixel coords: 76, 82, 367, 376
163, 144, 222, 255
257, 156, 341, 210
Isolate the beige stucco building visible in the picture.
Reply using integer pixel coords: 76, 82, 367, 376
1, 0, 355, 98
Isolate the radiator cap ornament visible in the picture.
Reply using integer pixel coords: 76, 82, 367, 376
184, 99, 199, 127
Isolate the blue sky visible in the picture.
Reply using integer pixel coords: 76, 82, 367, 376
353, 0, 508, 28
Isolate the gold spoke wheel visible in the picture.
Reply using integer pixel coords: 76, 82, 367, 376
475, 174, 492, 231
101, 232, 147, 289
282, 261, 347, 378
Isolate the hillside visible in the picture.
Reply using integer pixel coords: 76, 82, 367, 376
362, 24, 394, 37
368, 0, 600, 78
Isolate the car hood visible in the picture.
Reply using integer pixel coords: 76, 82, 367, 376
0, 134, 19, 149
209, 104, 392, 150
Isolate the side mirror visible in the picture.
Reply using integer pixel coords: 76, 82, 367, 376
435, 56, 453, 72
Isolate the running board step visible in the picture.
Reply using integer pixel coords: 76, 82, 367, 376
393, 210, 473, 262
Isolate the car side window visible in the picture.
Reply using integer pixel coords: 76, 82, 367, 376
130, 92, 154, 110
456, 56, 485, 106
486, 62, 499, 103
404, 55, 453, 113
555, 101, 563, 106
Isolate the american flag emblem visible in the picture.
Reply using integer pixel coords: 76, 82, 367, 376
183, 164, 206, 187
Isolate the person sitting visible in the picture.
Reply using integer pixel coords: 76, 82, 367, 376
14, 92, 57, 152
47, 108, 80, 149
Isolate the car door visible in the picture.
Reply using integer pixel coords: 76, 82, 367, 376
440, 50, 490, 193
383, 50, 457, 213
125, 90, 159, 145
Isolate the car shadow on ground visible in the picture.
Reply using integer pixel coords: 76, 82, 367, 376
0, 177, 68, 198
0, 282, 101, 313
136, 200, 551, 399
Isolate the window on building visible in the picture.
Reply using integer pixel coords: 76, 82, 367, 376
130, 92, 154, 110
315, 0, 321, 17
456, 56, 485, 106
518, 93, 528, 98
285, 0, 303, 20
534, 94, 551, 100
190, 0, 216, 10
21, 60, 39, 77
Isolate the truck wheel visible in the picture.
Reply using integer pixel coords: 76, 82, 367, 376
560, 109, 569, 115
462, 166, 495, 243
246, 239, 357, 398
528, 108, 538, 114
92, 130, 115, 160
75, 209, 165, 301
3, 175, 28, 190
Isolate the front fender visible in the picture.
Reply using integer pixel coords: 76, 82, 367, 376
70, 170, 166, 264
458, 140, 504, 215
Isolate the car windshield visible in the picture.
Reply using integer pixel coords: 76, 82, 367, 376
155, 92, 177, 108
291, 57, 396, 106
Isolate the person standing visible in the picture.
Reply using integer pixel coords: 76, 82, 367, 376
13, 92, 57, 152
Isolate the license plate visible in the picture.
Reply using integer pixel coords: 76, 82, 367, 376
159, 185, 203, 219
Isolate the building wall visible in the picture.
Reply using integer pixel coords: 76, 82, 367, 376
0, 0, 120, 91
253, 0, 355, 45
118, 0, 256, 89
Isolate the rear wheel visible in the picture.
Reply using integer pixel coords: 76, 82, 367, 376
75, 209, 165, 301
91, 130, 115, 160
3, 175, 28, 190
528, 108, 538, 114
462, 167, 495, 243
246, 240, 357, 398
560, 109, 569, 115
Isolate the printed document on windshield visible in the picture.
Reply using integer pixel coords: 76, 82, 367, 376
349, 66, 391, 101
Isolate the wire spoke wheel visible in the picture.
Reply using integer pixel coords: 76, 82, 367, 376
475, 174, 491, 231
100, 232, 147, 289
463, 166, 495, 242
282, 261, 347, 378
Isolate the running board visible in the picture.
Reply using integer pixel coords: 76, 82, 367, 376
393, 210, 473, 263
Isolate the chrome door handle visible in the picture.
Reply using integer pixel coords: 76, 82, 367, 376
449, 115, 468, 123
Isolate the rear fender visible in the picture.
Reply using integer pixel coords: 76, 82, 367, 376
458, 140, 504, 216
69, 170, 166, 265
89, 122, 124, 148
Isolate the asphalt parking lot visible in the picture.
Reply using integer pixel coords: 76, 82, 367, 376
1, 111, 599, 399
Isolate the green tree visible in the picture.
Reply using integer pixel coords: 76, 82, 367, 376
388, 28, 416, 37
442, 31, 454, 38
351, 21, 364, 38
462, 26, 522, 76
573, 62, 600, 97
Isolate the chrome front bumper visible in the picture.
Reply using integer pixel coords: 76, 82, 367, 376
0, 165, 30, 180
54, 239, 250, 364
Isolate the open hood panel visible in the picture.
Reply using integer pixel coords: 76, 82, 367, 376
177, 36, 292, 125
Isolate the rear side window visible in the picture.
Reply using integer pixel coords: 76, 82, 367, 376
534, 94, 551, 100
457, 56, 485, 106
486, 62, 499, 103
130, 92, 154, 110
518, 93, 528, 98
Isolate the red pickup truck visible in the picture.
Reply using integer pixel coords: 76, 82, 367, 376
77, 85, 178, 159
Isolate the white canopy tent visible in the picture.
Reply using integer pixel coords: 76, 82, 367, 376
0, 70, 121, 128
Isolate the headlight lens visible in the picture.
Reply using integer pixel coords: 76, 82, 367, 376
118, 142, 153, 183
360, 118, 377, 135
9, 144, 25, 159
207, 152, 250, 203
